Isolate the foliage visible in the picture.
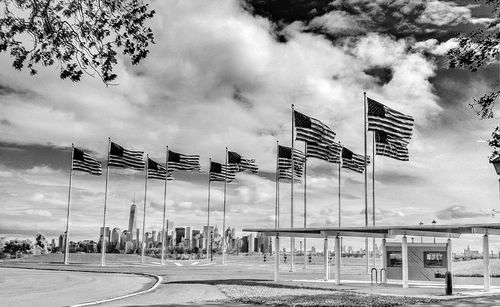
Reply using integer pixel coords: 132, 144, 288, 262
34, 233, 48, 255
0, 0, 155, 85
490, 127, 500, 160
2, 239, 33, 258
448, 0, 500, 158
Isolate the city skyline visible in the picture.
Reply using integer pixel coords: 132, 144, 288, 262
1, 0, 500, 254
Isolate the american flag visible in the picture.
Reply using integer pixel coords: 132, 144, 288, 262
277, 145, 305, 180
72, 147, 102, 175
341, 147, 370, 173
147, 158, 174, 180
209, 161, 236, 182
167, 150, 200, 171
374, 130, 409, 161
108, 142, 145, 170
367, 97, 414, 141
228, 151, 258, 173
294, 110, 336, 145
278, 168, 303, 182
306, 141, 342, 164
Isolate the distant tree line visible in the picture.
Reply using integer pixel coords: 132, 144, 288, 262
0, 233, 49, 259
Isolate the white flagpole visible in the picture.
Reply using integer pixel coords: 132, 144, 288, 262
161, 146, 169, 265
363, 92, 369, 273
206, 158, 212, 262
275, 140, 279, 229
290, 104, 295, 272
338, 162, 341, 227
303, 142, 307, 269
141, 154, 149, 263
101, 137, 111, 267
64, 144, 74, 265
222, 147, 228, 265
372, 133, 376, 268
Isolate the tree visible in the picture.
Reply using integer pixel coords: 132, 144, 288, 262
34, 232, 48, 254
448, 0, 500, 159
0, 0, 155, 85
2, 239, 33, 258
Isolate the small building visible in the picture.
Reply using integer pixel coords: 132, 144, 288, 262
385, 243, 450, 281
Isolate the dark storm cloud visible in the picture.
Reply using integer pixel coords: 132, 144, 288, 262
0, 142, 71, 171
243, 0, 481, 42
1, 119, 12, 126
363, 67, 394, 86
0, 84, 29, 96
436, 205, 486, 220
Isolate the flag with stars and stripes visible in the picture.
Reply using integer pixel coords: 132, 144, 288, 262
294, 110, 336, 145
277, 145, 305, 180
228, 151, 258, 173
341, 147, 370, 173
209, 161, 236, 182
374, 130, 409, 161
167, 150, 200, 171
72, 147, 102, 175
306, 141, 342, 164
108, 142, 145, 170
367, 97, 414, 141
147, 158, 174, 180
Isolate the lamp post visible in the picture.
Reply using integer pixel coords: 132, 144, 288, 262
419, 222, 423, 243
432, 220, 437, 244
210, 231, 213, 262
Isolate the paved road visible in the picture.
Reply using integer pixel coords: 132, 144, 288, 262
0, 268, 154, 307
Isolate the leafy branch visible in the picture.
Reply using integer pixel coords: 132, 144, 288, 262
0, 0, 155, 85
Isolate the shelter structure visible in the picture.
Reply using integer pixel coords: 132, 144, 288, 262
243, 223, 500, 291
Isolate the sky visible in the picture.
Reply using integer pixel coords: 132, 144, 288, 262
1, 0, 500, 252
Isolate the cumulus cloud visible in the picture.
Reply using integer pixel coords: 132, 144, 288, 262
416, 1, 471, 27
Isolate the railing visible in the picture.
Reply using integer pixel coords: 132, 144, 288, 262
371, 268, 387, 286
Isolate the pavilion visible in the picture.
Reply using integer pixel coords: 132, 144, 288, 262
243, 223, 500, 291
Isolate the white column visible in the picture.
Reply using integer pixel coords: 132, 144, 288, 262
402, 235, 408, 288
275, 236, 280, 282
483, 234, 490, 291
335, 235, 341, 285
323, 236, 329, 281
381, 238, 387, 284
446, 238, 452, 274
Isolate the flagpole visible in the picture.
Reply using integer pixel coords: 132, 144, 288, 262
372, 133, 376, 268
64, 144, 74, 265
275, 140, 279, 229
161, 146, 169, 265
303, 142, 307, 269
222, 147, 228, 265
363, 92, 369, 273
290, 104, 295, 272
101, 137, 111, 267
206, 158, 211, 262
338, 162, 341, 228
141, 154, 149, 263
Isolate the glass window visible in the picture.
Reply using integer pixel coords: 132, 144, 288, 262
388, 251, 402, 267
424, 252, 445, 268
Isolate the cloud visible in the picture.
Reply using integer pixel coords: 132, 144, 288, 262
436, 205, 486, 220
416, 1, 471, 27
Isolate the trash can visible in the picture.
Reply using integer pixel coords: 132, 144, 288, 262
445, 271, 452, 295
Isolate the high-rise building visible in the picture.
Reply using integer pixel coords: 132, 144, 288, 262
128, 201, 137, 240
175, 227, 185, 245
111, 227, 121, 249
59, 233, 66, 250
152, 230, 157, 246
248, 233, 254, 253
120, 230, 129, 250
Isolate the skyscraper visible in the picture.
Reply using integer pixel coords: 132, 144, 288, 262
175, 227, 185, 245
128, 201, 137, 241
